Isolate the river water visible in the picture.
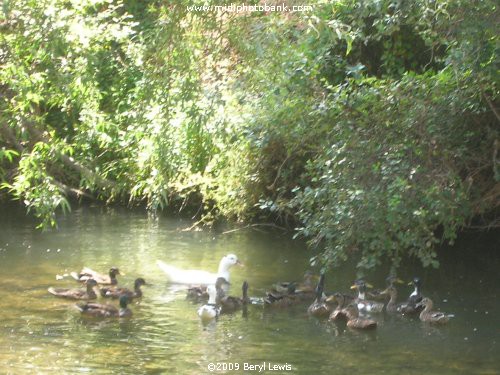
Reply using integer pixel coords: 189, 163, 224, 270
0, 205, 498, 374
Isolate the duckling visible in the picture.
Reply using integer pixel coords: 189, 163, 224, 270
307, 274, 332, 318
100, 278, 146, 300
197, 285, 220, 321
398, 277, 424, 314
344, 303, 377, 330
71, 267, 121, 285
326, 292, 356, 321
216, 278, 249, 314
351, 279, 384, 313
48, 279, 98, 300
186, 285, 209, 302
416, 297, 454, 324
76, 295, 132, 318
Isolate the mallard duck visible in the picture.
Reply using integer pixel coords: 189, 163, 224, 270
367, 275, 404, 300
326, 292, 356, 321
157, 254, 242, 285
100, 278, 146, 299
344, 304, 377, 330
351, 279, 384, 313
379, 285, 399, 313
215, 278, 249, 314
307, 274, 333, 318
48, 279, 98, 300
197, 285, 221, 321
397, 277, 424, 314
71, 267, 121, 285
76, 295, 132, 318
416, 297, 454, 324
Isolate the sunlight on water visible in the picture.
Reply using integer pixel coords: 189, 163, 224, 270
0, 205, 498, 374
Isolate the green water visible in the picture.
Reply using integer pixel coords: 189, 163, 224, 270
0, 205, 498, 374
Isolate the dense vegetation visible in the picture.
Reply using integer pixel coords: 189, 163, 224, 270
0, 0, 498, 271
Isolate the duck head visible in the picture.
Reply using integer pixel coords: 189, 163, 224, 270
351, 279, 371, 299
386, 275, 404, 287
109, 267, 121, 277
134, 278, 146, 288
85, 278, 98, 291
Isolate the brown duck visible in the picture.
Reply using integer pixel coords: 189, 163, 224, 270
216, 278, 249, 314
71, 267, 121, 285
343, 304, 377, 330
416, 297, 454, 324
100, 278, 146, 300
48, 279, 98, 300
76, 295, 132, 318
307, 274, 333, 318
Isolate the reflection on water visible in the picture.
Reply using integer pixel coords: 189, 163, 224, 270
0, 205, 498, 374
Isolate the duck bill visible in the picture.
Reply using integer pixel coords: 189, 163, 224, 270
350, 285, 357, 290
325, 295, 336, 303
365, 283, 374, 288
236, 260, 244, 267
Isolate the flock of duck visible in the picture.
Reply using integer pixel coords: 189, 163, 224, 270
47, 253, 454, 328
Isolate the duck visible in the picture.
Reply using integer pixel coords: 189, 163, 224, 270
379, 285, 399, 313
326, 292, 356, 321
76, 295, 132, 318
264, 282, 304, 308
307, 274, 333, 318
71, 267, 121, 285
157, 254, 242, 285
272, 271, 318, 294
351, 279, 384, 313
215, 278, 249, 314
343, 303, 378, 330
416, 297, 454, 324
397, 277, 424, 314
100, 278, 146, 300
48, 279, 98, 300
197, 284, 221, 321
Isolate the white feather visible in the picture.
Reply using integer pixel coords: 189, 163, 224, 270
156, 254, 240, 285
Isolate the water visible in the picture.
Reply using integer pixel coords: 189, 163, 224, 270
0, 204, 498, 374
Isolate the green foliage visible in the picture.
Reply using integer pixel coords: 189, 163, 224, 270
0, 0, 497, 269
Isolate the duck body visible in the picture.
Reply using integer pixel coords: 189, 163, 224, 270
71, 267, 121, 285
48, 279, 98, 300
100, 278, 146, 300
198, 284, 220, 321
157, 254, 241, 285
398, 277, 424, 315
417, 298, 453, 324
307, 274, 333, 318
380, 285, 399, 313
326, 293, 356, 321
217, 279, 249, 314
352, 280, 384, 313
344, 304, 377, 330
76, 295, 132, 318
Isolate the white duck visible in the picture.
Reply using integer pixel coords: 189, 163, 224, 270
197, 285, 220, 321
156, 254, 242, 285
